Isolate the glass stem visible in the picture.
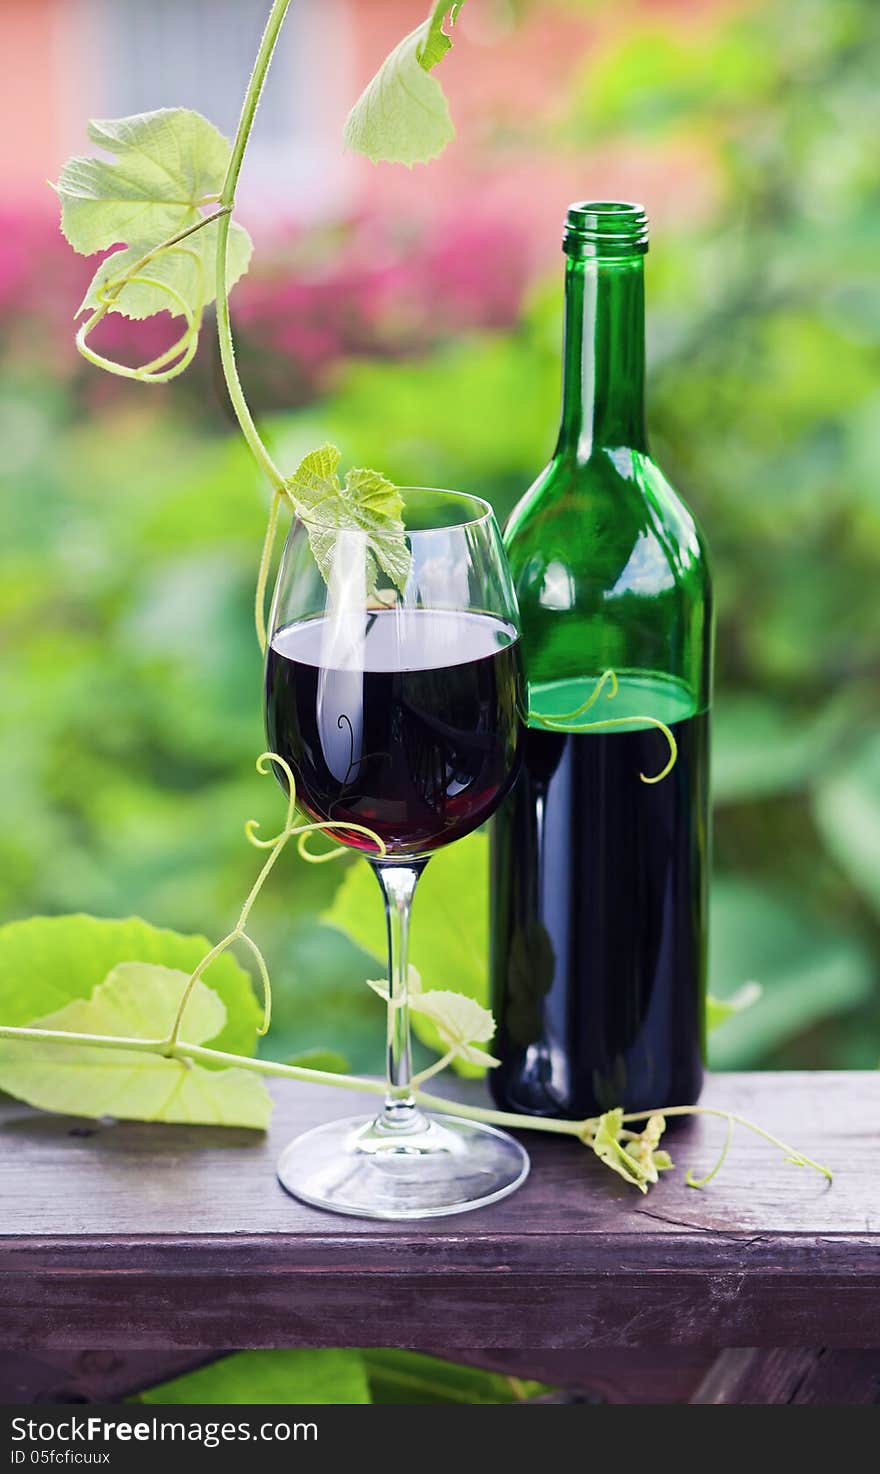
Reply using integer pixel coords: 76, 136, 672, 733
371, 859, 427, 1131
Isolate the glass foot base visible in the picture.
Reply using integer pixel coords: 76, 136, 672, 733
277, 1111, 530, 1220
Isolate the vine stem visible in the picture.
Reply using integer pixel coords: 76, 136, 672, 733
0, 1021, 578, 1133
0, 1021, 832, 1180
156, 751, 387, 1055
118, 207, 232, 285
161, 813, 382, 1055
77, 276, 200, 383
0, 1023, 387, 1099
410, 1047, 457, 1089
528, 669, 678, 783
255, 490, 283, 655
214, 0, 292, 492
75, 208, 232, 384
412, 1088, 584, 1137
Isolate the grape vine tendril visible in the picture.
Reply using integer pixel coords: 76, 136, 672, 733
528, 668, 679, 783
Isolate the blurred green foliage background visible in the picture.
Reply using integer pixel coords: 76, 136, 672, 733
1, 0, 878, 1075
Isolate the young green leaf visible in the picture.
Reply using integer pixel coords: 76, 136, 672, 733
366, 965, 423, 1004
586, 1108, 656, 1193
409, 989, 499, 1067
368, 966, 497, 1069
0, 963, 272, 1129
286, 444, 411, 594
344, 3, 467, 166
624, 1113, 673, 1185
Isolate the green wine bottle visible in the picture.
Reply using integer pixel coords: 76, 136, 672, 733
490, 202, 713, 1119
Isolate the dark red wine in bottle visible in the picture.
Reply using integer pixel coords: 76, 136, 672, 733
490, 203, 713, 1119
266, 607, 522, 858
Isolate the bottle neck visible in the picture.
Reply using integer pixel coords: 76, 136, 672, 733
556, 254, 648, 457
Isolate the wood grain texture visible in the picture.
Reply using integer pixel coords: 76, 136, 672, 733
427, 1348, 714, 1404
691, 1347, 880, 1405
2, 1072, 878, 1351
5, 1345, 877, 1405
0, 1351, 220, 1405
0, 1348, 710, 1405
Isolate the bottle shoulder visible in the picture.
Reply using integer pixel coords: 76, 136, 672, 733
504, 446, 713, 700
504, 446, 711, 598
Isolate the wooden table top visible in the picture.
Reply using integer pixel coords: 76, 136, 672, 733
2, 1071, 878, 1351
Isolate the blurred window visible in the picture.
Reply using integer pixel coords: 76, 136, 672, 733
88, 0, 352, 218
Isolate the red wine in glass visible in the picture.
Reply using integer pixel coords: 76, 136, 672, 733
266, 607, 523, 857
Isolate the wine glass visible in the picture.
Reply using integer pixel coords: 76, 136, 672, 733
265, 489, 528, 1219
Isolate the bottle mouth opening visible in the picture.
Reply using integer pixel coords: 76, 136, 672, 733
563, 200, 649, 258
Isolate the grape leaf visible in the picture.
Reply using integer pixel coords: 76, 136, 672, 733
344, 3, 467, 166
0, 914, 261, 1058
286, 444, 410, 594
56, 108, 252, 323
58, 109, 230, 253
409, 989, 498, 1067
419, 0, 465, 68
0, 963, 272, 1129
77, 219, 252, 322
365, 1349, 548, 1404
366, 965, 423, 1004
367, 968, 498, 1068
139, 1349, 370, 1405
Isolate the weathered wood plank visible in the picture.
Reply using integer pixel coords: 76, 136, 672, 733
787, 1350, 880, 1405
691, 1347, 880, 1404
1, 1073, 877, 1351
7, 1346, 876, 1405
5, 1260, 880, 1350
428, 1349, 713, 1404
0, 1351, 220, 1406
0, 1349, 710, 1405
